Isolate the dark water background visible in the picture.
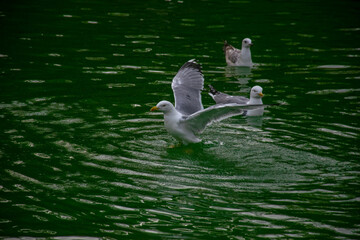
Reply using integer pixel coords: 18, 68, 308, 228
1, 0, 360, 239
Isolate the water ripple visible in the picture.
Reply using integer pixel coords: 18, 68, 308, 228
1, 1, 360, 238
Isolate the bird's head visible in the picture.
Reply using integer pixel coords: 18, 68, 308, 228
150, 100, 174, 113
242, 38, 253, 48
250, 86, 264, 99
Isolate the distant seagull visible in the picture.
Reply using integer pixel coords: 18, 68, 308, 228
150, 59, 265, 145
223, 38, 253, 67
208, 85, 264, 116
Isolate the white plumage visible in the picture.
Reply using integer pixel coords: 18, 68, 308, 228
151, 59, 264, 144
223, 38, 253, 67
208, 85, 264, 116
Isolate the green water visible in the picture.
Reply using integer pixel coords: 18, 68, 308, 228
1, 0, 360, 239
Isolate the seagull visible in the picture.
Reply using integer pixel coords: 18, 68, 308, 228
150, 59, 264, 145
208, 85, 264, 116
223, 38, 253, 67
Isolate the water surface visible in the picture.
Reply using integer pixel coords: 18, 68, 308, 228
1, 0, 360, 239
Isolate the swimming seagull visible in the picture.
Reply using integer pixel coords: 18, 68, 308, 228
150, 59, 265, 145
223, 38, 253, 67
208, 85, 264, 116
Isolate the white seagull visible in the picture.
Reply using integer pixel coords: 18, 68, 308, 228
208, 85, 264, 116
150, 59, 264, 145
223, 38, 253, 67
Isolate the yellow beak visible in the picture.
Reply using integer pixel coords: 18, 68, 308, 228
258, 93, 264, 97
150, 106, 159, 111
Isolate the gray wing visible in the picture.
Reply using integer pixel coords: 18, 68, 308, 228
210, 92, 249, 104
227, 48, 241, 64
171, 59, 204, 115
208, 85, 248, 104
181, 103, 265, 134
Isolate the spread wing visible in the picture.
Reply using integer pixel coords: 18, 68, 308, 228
171, 59, 204, 116
181, 103, 265, 134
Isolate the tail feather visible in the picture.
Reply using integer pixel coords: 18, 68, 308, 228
208, 85, 219, 96
223, 40, 230, 53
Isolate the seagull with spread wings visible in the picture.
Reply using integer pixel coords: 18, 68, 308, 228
150, 59, 265, 145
